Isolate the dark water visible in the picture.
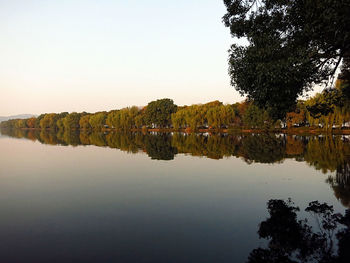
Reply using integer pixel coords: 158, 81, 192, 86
0, 129, 349, 262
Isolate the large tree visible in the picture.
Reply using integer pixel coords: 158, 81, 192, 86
145, 99, 177, 128
223, 0, 350, 118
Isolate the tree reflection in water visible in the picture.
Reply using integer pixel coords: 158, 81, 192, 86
2, 129, 350, 207
2, 128, 350, 261
247, 199, 350, 263
3, 130, 349, 163
328, 165, 350, 208
2, 129, 350, 165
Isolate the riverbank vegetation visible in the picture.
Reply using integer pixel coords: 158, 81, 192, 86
2, 79, 350, 133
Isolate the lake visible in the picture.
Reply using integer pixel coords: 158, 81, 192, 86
0, 129, 349, 262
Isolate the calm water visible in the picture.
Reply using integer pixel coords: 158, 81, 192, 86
0, 129, 349, 262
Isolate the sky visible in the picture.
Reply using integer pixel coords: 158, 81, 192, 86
0, 0, 250, 116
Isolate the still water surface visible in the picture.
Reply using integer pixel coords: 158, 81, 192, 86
0, 130, 349, 262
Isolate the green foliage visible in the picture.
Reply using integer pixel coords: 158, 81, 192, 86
171, 108, 186, 130
15, 119, 28, 129
105, 107, 141, 130
206, 106, 222, 129
171, 101, 237, 131
145, 99, 177, 128
62, 112, 81, 130
223, 0, 350, 118
35, 114, 45, 128
79, 114, 92, 130
3, 86, 350, 132
243, 103, 275, 130
106, 110, 120, 129
184, 105, 205, 130
40, 113, 60, 130
306, 90, 342, 118
302, 84, 350, 130
134, 114, 145, 128
89, 112, 107, 130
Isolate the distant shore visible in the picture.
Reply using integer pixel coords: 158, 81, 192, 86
8, 127, 350, 135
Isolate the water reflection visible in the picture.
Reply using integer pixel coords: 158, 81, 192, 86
248, 199, 350, 263
2, 129, 350, 207
3, 129, 350, 164
2, 128, 350, 262
328, 171, 350, 208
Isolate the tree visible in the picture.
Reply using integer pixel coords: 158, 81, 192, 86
62, 112, 81, 130
221, 104, 236, 128
145, 99, 177, 128
286, 102, 306, 128
106, 110, 120, 129
223, 0, 350, 119
247, 199, 350, 263
134, 114, 145, 128
40, 113, 59, 130
125, 106, 140, 129
135, 107, 146, 128
206, 106, 223, 129
89, 112, 107, 130
55, 112, 69, 130
243, 103, 270, 128
171, 108, 186, 130
79, 114, 91, 130
185, 105, 205, 131
34, 114, 45, 128
26, 117, 36, 128
15, 119, 27, 129
338, 54, 350, 98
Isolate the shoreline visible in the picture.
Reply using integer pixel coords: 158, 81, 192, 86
6, 127, 350, 135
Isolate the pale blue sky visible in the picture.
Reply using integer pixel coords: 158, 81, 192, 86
1, 0, 326, 117
0, 0, 247, 115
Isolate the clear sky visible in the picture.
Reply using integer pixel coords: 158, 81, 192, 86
0, 0, 248, 116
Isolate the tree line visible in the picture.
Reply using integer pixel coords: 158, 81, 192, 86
2, 80, 350, 132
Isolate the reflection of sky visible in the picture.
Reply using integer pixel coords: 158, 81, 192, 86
0, 135, 345, 262
0, 0, 245, 116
